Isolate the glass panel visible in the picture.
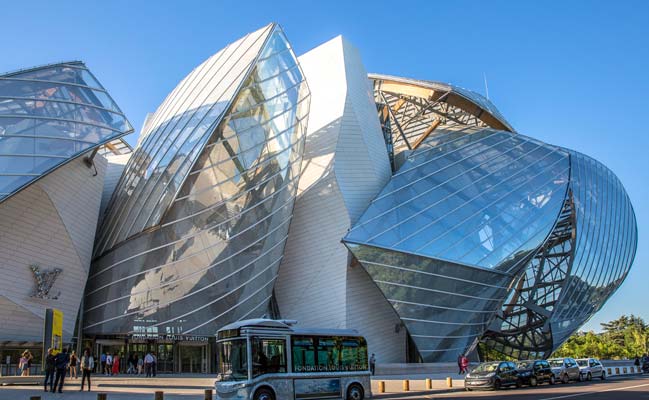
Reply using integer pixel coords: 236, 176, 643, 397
252, 337, 286, 377
217, 339, 248, 381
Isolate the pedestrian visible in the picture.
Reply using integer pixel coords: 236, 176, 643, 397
144, 351, 154, 377
43, 348, 56, 392
26, 350, 33, 376
457, 354, 463, 375
106, 352, 113, 376
18, 351, 29, 376
69, 350, 78, 379
127, 353, 134, 374
460, 354, 470, 374
52, 348, 70, 393
369, 353, 376, 375
112, 353, 120, 376
137, 353, 144, 375
80, 348, 94, 392
152, 352, 157, 377
100, 352, 107, 375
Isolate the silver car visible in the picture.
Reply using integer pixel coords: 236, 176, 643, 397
576, 358, 606, 380
548, 357, 582, 384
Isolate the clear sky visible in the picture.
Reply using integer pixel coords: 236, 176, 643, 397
2, 0, 646, 332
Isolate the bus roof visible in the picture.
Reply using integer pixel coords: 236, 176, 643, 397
217, 319, 363, 337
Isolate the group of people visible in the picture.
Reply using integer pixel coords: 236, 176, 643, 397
457, 353, 470, 375
99, 351, 158, 377
44, 348, 95, 393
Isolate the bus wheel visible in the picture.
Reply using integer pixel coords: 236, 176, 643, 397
254, 387, 275, 400
347, 383, 364, 400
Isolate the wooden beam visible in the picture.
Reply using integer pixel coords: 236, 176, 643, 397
412, 118, 441, 149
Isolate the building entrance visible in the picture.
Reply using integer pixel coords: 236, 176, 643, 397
179, 343, 208, 373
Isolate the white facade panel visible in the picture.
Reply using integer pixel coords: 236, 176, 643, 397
275, 36, 405, 362
0, 157, 106, 341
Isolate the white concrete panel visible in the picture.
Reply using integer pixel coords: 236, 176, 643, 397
99, 153, 132, 223
276, 36, 404, 362
0, 157, 106, 341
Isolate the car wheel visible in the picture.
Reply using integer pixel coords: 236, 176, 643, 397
254, 387, 275, 400
562, 373, 569, 384
601, 371, 606, 380
530, 376, 538, 387
587, 372, 592, 381
346, 383, 364, 400
494, 379, 502, 390
579, 373, 584, 382
549, 374, 556, 385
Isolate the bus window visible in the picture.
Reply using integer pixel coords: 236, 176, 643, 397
292, 336, 316, 373
317, 337, 339, 371
341, 337, 368, 371
252, 337, 286, 377
216, 339, 248, 381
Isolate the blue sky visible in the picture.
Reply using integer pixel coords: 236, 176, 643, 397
3, 0, 646, 332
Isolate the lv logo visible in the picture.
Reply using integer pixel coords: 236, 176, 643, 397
30, 264, 62, 300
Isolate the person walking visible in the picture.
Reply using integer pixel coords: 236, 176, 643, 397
18, 351, 29, 376
80, 349, 94, 392
137, 354, 144, 375
151, 352, 157, 377
127, 353, 134, 374
26, 351, 33, 376
144, 352, 154, 377
100, 352, 107, 375
112, 353, 120, 376
69, 350, 78, 379
457, 354, 463, 375
52, 348, 70, 393
460, 354, 470, 375
369, 353, 376, 375
43, 348, 56, 392
105, 353, 113, 376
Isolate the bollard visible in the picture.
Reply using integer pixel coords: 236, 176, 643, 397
426, 378, 432, 390
97, 394, 108, 400
30, 397, 41, 400
402, 379, 409, 391
155, 391, 164, 400
378, 381, 385, 393
204, 388, 213, 400
447, 377, 453, 387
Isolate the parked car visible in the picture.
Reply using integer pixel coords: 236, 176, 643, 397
465, 361, 521, 391
516, 359, 556, 386
576, 358, 606, 380
548, 357, 582, 383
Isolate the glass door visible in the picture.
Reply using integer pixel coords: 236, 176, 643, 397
180, 344, 207, 373
156, 344, 174, 374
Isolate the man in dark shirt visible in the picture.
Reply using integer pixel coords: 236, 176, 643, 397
52, 348, 70, 393
43, 348, 56, 392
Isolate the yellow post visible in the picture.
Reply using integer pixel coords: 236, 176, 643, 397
426, 378, 432, 389
402, 379, 410, 391
204, 389, 213, 400
446, 377, 453, 387
97, 394, 108, 400
378, 381, 385, 393
155, 391, 164, 400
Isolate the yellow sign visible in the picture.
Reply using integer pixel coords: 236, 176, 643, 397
51, 309, 63, 355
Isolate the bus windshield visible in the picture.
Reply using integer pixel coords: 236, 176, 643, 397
217, 339, 248, 381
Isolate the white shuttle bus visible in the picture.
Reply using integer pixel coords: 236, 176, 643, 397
215, 319, 371, 400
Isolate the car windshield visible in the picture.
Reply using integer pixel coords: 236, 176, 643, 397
577, 360, 588, 367
217, 339, 248, 381
549, 359, 564, 367
517, 361, 534, 369
472, 362, 500, 373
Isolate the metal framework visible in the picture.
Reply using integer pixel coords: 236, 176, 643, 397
371, 74, 514, 169
482, 188, 576, 359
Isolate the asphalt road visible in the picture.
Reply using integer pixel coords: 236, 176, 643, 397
378, 374, 649, 399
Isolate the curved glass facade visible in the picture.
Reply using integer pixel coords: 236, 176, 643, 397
0, 61, 133, 200
344, 119, 636, 362
83, 24, 310, 336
